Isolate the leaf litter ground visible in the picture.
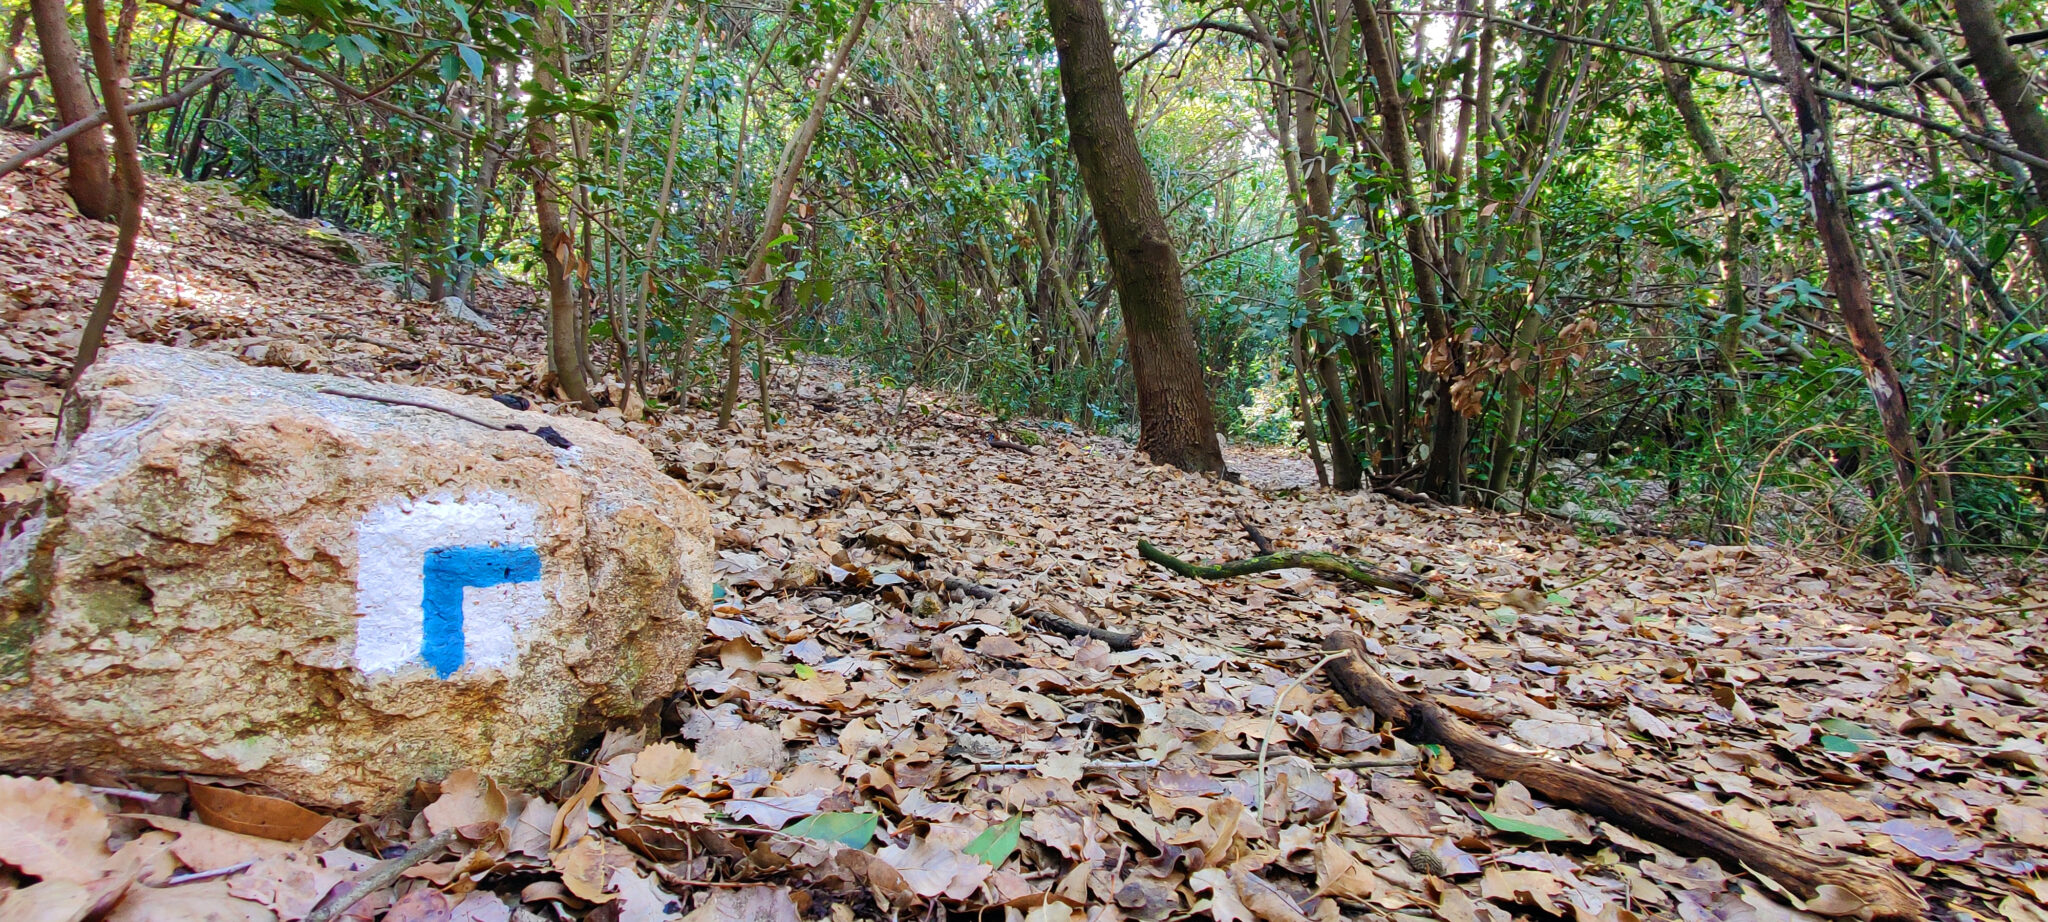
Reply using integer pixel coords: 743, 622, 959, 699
3, 132, 2048, 922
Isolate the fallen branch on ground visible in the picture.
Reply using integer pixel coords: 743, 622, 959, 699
1374, 484, 1441, 507
1315, 630, 1928, 921
942, 577, 1140, 651
1024, 606, 1138, 651
1137, 539, 1447, 602
986, 433, 1035, 454
1207, 752, 1420, 770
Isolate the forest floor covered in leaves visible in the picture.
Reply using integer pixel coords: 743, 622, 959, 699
5, 136, 2048, 922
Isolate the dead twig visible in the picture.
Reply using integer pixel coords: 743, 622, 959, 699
941, 577, 1140, 651
1207, 752, 1421, 770
303, 829, 458, 922
1024, 607, 1138, 652
1236, 512, 1275, 554
1138, 539, 1447, 602
1256, 649, 1351, 823
967, 758, 1161, 772
162, 860, 255, 886
986, 433, 1036, 454
317, 388, 572, 448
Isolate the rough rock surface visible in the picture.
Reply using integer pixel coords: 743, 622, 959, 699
438, 295, 498, 333
0, 346, 712, 809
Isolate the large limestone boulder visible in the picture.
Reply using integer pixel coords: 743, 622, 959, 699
0, 346, 712, 809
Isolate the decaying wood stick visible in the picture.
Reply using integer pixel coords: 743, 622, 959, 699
942, 577, 1139, 651
1023, 608, 1137, 651
1316, 631, 1928, 921
1138, 539, 1446, 602
1236, 512, 1275, 554
303, 829, 458, 922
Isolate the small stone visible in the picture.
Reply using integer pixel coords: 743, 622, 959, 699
861, 523, 917, 553
438, 296, 498, 333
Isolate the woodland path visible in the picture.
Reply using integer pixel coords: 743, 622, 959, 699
4, 135, 2047, 921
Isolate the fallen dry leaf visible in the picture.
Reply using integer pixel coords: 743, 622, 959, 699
550, 835, 633, 903
102, 878, 274, 922
0, 775, 111, 884
676, 886, 800, 922
138, 815, 299, 871
874, 835, 993, 901
187, 783, 330, 843
422, 770, 507, 839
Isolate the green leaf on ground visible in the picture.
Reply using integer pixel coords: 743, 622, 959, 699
783, 812, 877, 849
963, 813, 1024, 866
1477, 810, 1570, 841
1817, 718, 1878, 740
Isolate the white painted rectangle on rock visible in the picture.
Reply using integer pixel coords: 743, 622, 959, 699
354, 490, 546, 678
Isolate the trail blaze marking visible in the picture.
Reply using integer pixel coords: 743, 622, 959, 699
420, 545, 542, 678
354, 491, 545, 678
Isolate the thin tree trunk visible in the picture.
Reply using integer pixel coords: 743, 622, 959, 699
458, 64, 502, 302
531, 6, 595, 410
1312, 337, 1361, 489
0, 8, 28, 106
1277, 10, 1361, 490
1046, 0, 1227, 475
633, 22, 701, 406
1951, 0, 2048, 202
1766, 0, 1946, 567
1646, 0, 1747, 539
29, 0, 114, 218
1645, 0, 1744, 423
67, 0, 139, 384
1289, 329, 1330, 488
1354, 0, 1461, 500
719, 0, 874, 429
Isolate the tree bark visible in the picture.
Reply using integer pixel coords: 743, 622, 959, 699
66, 0, 140, 387
1765, 0, 1945, 566
1288, 329, 1330, 487
1951, 0, 2048, 201
1645, 0, 1748, 540
28, 0, 115, 219
530, 6, 596, 410
1046, 0, 1226, 475
1354, 0, 1462, 500
718, 0, 874, 429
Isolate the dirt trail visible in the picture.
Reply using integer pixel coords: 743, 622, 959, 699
4, 142, 2045, 921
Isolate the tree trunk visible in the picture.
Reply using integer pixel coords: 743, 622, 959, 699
67, 0, 139, 385
1951, 0, 2048, 202
28, 0, 115, 219
1, 8, 32, 118
1289, 329, 1330, 488
530, 6, 596, 411
719, 0, 874, 429
1646, 0, 1747, 539
1312, 337, 1362, 490
1046, 0, 1226, 475
1354, 0, 1462, 500
1765, 0, 1946, 566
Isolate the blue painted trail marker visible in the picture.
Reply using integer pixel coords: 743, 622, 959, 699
421, 545, 542, 678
